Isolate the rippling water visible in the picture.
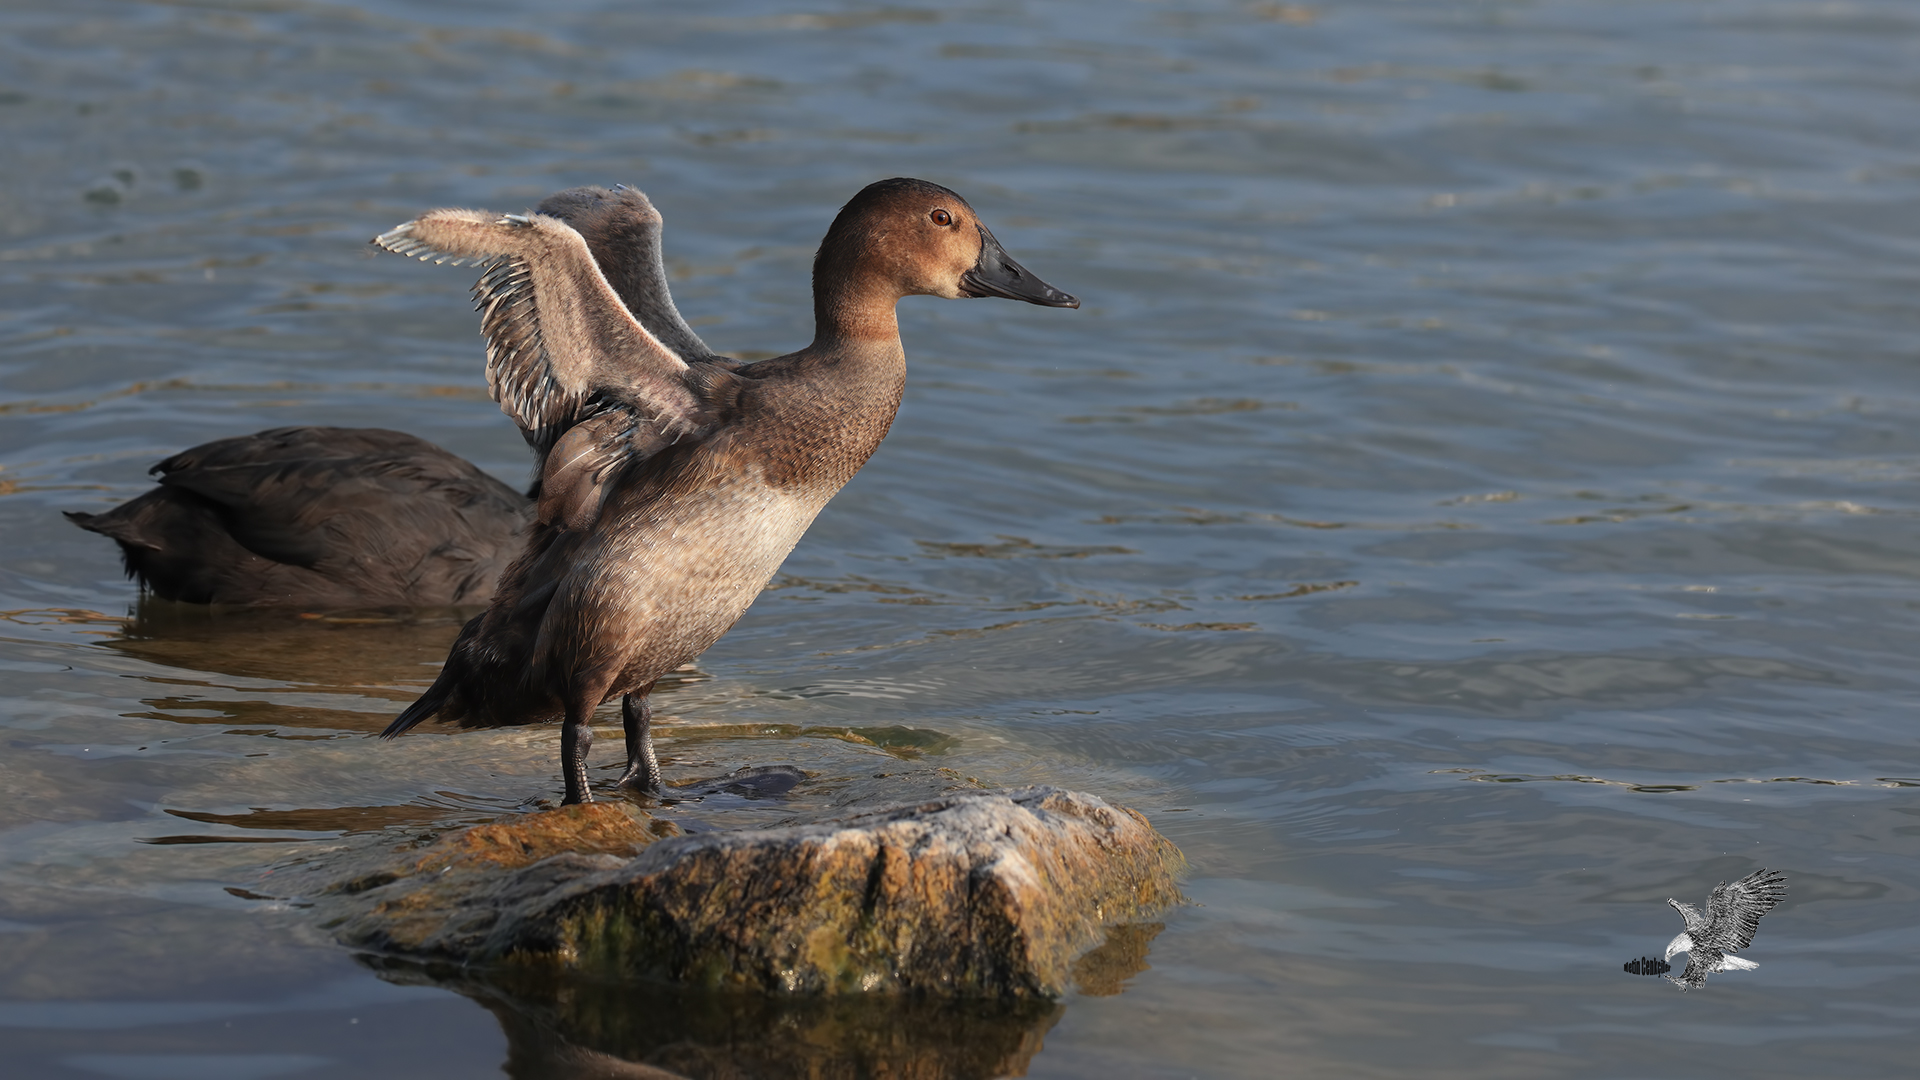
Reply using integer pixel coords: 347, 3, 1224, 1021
5, 0, 1920, 1076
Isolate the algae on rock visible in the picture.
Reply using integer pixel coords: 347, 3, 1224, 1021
312, 787, 1183, 999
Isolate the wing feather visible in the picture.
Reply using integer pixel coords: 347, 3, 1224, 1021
1667, 898, 1707, 935
1703, 868, 1786, 952
373, 209, 702, 452
536, 407, 676, 530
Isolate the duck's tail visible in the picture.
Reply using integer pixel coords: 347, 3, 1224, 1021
381, 613, 483, 739
65, 503, 188, 597
381, 679, 450, 739
65, 509, 145, 579
65, 508, 146, 546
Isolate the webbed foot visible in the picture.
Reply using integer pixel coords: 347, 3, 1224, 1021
617, 692, 663, 794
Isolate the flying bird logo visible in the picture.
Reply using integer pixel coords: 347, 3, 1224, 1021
1659, 868, 1786, 990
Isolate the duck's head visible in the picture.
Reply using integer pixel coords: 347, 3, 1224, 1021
814, 178, 1079, 312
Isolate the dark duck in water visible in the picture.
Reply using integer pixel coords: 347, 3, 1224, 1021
377, 177, 1078, 803
64, 426, 527, 607
63, 185, 723, 608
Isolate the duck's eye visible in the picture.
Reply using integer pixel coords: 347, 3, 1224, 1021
930, 208, 952, 227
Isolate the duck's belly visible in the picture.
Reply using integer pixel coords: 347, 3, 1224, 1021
549, 475, 831, 694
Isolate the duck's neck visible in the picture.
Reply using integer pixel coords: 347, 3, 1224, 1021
777, 280, 908, 490
811, 271, 905, 355
802, 295, 907, 400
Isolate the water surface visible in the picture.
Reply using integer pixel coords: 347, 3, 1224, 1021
3, 1, 1919, 1077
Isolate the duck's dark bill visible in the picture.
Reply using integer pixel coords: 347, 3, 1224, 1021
961, 225, 1080, 308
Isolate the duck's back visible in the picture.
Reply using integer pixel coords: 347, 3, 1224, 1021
66, 427, 530, 607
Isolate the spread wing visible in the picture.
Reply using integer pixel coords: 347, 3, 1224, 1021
373, 209, 703, 453
1667, 898, 1708, 936
1703, 868, 1786, 952
534, 185, 721, 364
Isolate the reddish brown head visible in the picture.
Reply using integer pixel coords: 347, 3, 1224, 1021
812, 178, 1078, 332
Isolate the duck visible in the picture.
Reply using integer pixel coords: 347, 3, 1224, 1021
63, 185, 722, 608
63, 426, 529, 607
377, 177, 1078, 803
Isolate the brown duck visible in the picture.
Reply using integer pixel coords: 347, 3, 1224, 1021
62, 185, 722, 607
378, 177, 1078, 803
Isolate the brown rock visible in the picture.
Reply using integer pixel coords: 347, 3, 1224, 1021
316, 787, 1183, 999
314, 801, 679, 959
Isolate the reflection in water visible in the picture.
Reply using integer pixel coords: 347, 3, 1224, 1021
366, 960, 1064, 1080
164, 801, 493, 835
138, 796, 523, 846
96, 599, 728, 765
358, 923, 1163, 1078
1069, 922, 1164, 998
98, 597, 715, 713
100, 597, 473, 700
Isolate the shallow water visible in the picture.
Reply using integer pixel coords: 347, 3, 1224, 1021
4, 0, 1920, 1076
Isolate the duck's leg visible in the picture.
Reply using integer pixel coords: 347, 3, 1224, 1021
616, 686, 662, 793
560, 701, 596, 805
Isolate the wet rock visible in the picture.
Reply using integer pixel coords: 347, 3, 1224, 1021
310, 787, 1183, 998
